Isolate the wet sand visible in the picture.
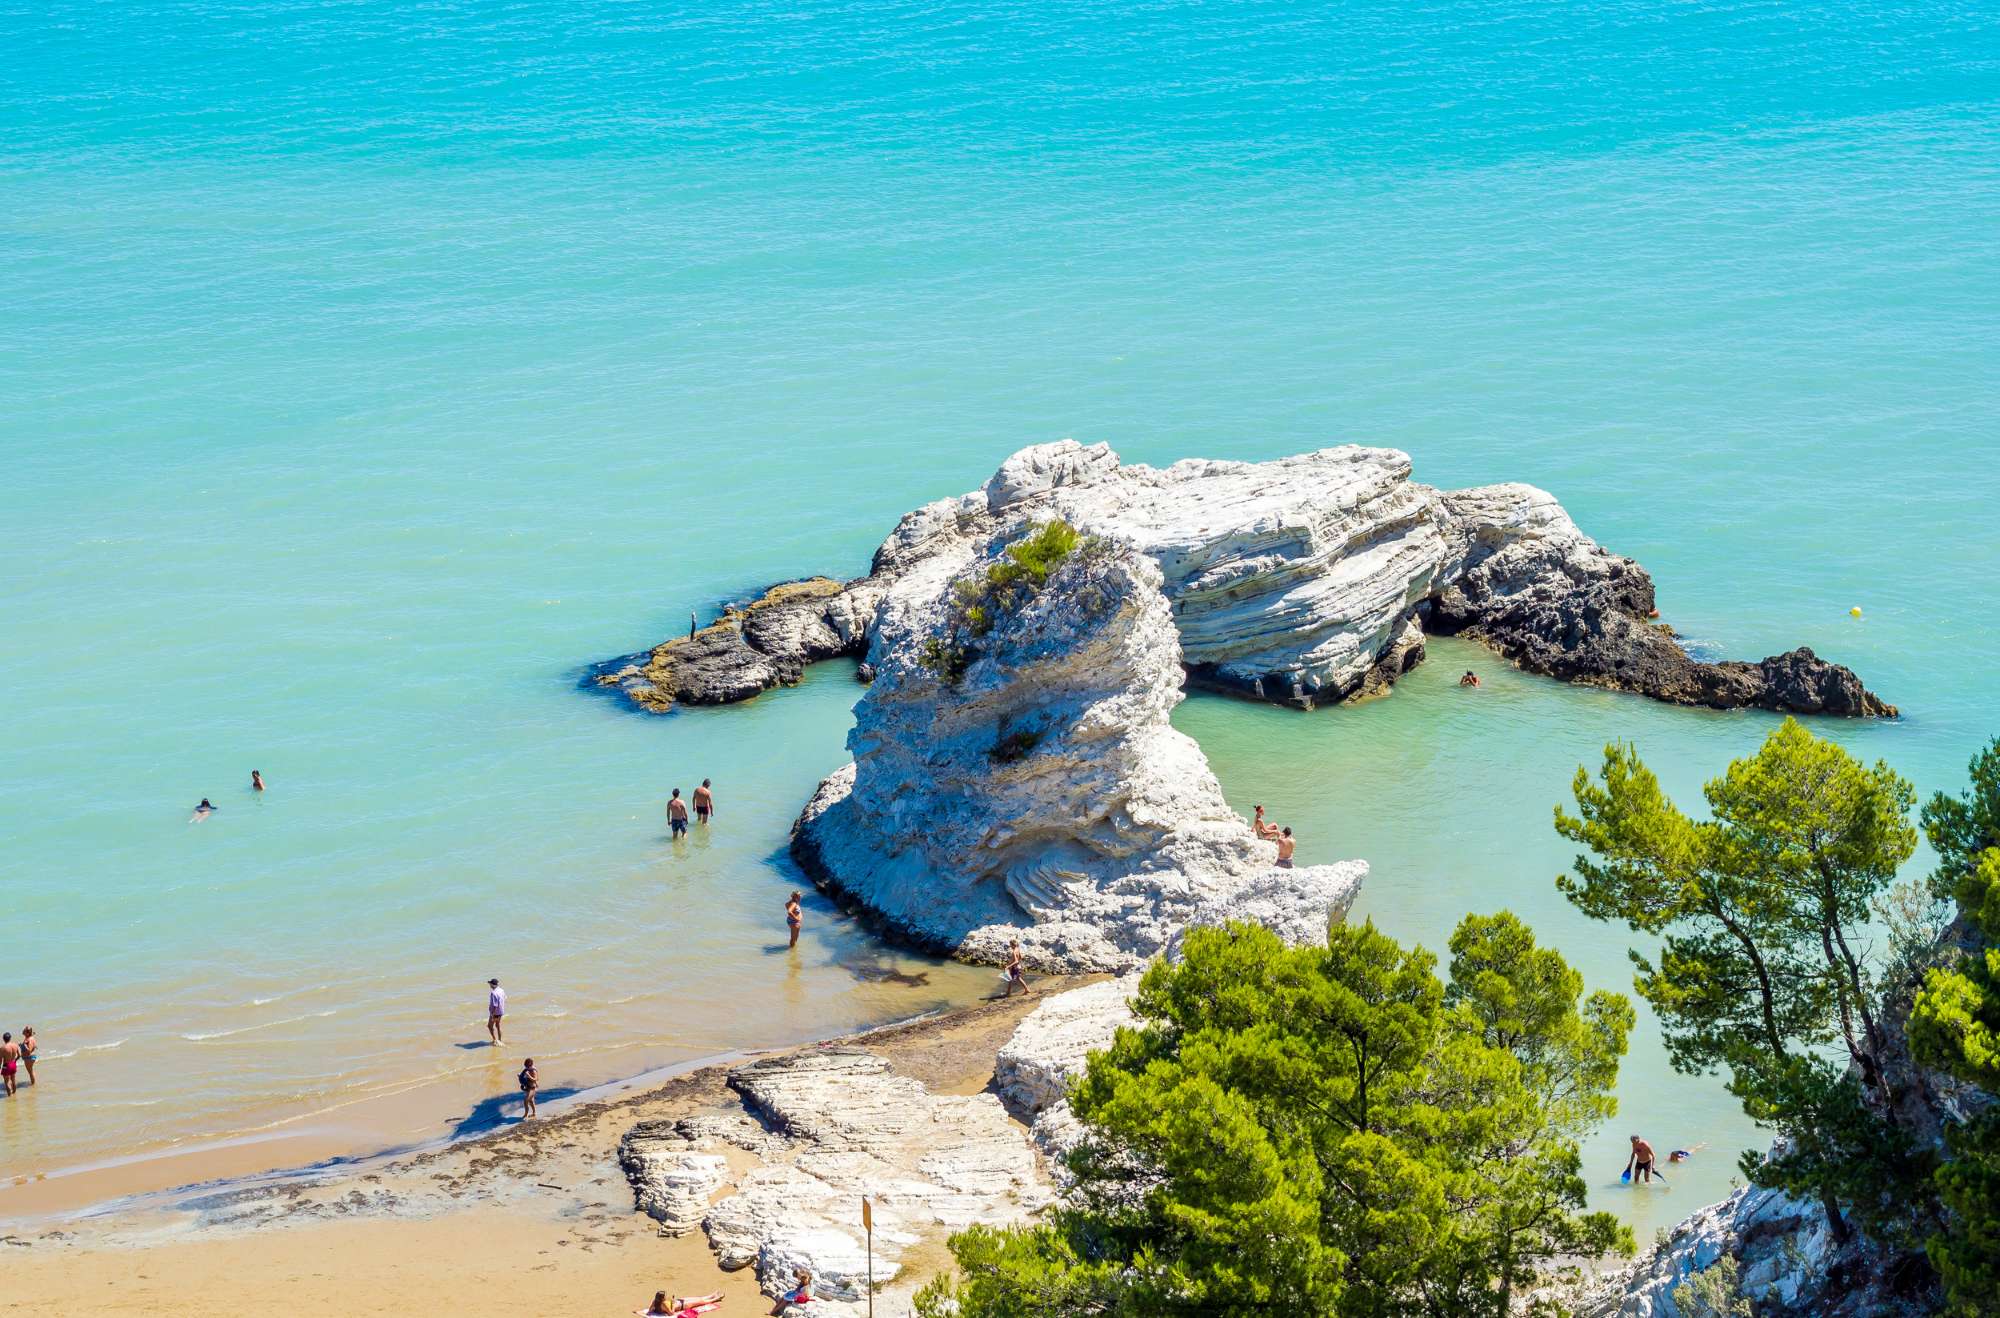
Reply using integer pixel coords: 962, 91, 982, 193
0, 987, 1074, 1317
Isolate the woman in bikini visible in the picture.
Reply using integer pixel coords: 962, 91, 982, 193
19, 1027, 35, 1086
786, 892, 803, 949
518, 1057, 539, 1119
639, 1292, 722, 1317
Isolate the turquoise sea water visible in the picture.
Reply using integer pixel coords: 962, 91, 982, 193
4, 0, 1998, 1233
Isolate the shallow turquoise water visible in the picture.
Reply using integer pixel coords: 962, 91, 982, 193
3, 0, 1998, 1227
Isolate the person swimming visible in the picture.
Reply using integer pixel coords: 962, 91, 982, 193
251, 770, 265, 792
1669, 1142, 1707, 1163
190, 798, 216, 822
1459, 670, 1480, 687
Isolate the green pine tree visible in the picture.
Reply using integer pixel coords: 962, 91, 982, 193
916, 914, 1632, 1317
1553, 717, 1926, 1244
1909, 738, 2000, 1315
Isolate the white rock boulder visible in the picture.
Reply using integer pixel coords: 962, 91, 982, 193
794, 539, 1366, 972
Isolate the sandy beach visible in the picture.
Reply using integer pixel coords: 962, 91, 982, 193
0, 989, 1073, 1317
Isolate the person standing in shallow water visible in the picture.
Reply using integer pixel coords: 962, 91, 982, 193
487, 978, 506, 1044
19, 1027, 36, 1086
668, 789, 689, 838
0, 1032, 18, 1097
251, 769, 265, 792
692, 779, 714, 824
1002, 939, 1031, 996
518, 1056, 538, 1119
786, 891, 803, 948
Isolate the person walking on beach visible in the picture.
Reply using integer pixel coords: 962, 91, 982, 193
1002, 939, 1030, 997
1275, 827, 1296, 868
1, 1032, 19, 1097
692, 779, 714, 824
251, 770, 265, 792
786, 891, 803, 948
518, 1056, 538, 1119
190, 798, 216, 823
19, 1027, 36, 1086
1624, 1133, 1661, 1183
487, 978, 506, 1044
668, 789, 690, 838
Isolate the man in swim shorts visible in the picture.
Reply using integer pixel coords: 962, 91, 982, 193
668, 788, 689, 837
1, 1032, 18, 1097
1275, 827, 1296, 868
692, 778, 714, 823
1002, 939, 1031, 996
487, 978, 506, 1045
1624, 1133, 1659, 1183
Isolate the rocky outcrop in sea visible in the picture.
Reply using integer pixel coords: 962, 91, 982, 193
596, 441, 1891, 717
792, 531, 1366, 971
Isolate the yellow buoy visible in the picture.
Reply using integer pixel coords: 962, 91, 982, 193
1850, 606, 1863, 618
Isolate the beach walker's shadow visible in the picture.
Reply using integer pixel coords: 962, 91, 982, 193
447, 1087, 582, 1139
453, 1040, 495, 1050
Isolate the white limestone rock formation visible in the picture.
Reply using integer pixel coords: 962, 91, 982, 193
993, 975, 1141, 1116
993, 975, 1142, 1179
616, 1122, 730, 1235
793, 538, 1367, 972
697, 1047, 1053, 1312
602, 440, 1889, 716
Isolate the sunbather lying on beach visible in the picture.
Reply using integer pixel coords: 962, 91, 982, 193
638, 1291, 722, 1317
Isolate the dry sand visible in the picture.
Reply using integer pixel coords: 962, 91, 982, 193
0, 989, 1070, 1317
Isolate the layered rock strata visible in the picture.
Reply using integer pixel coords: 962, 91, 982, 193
792, 536, 1366, 971
592, 577, 880, 711
599, 442, 1889, 716
619, 1046, 1056, 1315
993, 975, 1142, 1176
617, 979, 1154, 1314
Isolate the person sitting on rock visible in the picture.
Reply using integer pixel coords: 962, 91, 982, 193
1275, 827, 1296, 869
1252, 804, 1279, 840
785, 1267, 815, 1304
